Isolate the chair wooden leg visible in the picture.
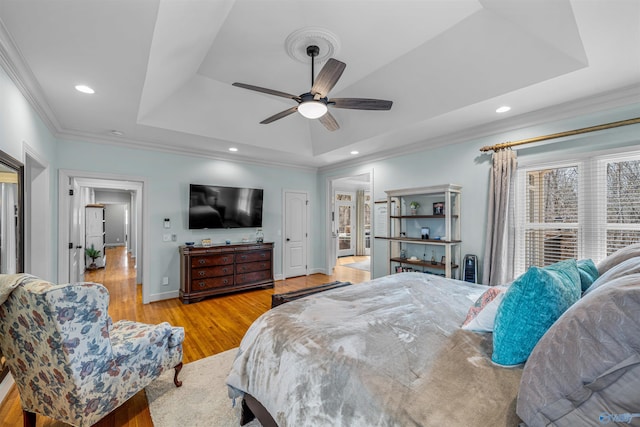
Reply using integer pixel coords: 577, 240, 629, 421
173, 362, 183, 387
23, 410, 36, 427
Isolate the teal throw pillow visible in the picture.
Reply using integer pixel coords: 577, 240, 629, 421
492, 259, 581, 367
577, 259, 599, 292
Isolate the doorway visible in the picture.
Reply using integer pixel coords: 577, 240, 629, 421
327, 171, 372, 275
58, 170, 148, 301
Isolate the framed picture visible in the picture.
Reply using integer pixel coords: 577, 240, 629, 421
201, 238, 212, 247
433, 202, 444, 215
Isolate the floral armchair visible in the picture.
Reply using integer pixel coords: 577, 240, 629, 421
0, 274, 184, 427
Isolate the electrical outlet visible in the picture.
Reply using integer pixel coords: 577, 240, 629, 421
163, 234, 171, 242
162, 277, 169, 286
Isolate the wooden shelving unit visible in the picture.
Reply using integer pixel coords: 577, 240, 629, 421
380, 184, 462, 279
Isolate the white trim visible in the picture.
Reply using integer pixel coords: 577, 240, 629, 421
147, 289, 179, 303
22, 142, 51, 280
58, 169, 150, 303
325, 169, 374, 276
0, 373, 15, 406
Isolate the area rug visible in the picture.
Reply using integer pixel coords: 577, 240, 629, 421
145, 348, 261, 427
343, 260, 370, 271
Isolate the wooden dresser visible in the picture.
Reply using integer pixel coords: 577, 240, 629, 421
179, 242, 274, 304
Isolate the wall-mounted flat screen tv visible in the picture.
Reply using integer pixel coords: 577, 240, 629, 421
189, 184, 263, 229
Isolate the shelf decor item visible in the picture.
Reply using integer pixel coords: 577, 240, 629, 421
433, 202, 444, 215
409, 201, 420, 215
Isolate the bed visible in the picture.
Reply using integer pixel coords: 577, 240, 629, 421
226, 245, 640, 426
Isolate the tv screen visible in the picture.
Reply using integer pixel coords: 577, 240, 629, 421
189, 184, 263, 229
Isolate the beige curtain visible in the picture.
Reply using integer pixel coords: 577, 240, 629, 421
482, 149, 517, 285
355, 190, 366, 256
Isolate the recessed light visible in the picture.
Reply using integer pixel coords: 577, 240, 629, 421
229, 147, 238, 152
110, 130, 124, 137
496, 106, 511, 113
350, 151, 359, 155
75, 84, 95, 94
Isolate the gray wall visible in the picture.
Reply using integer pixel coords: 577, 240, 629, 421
95, 190, 130, 247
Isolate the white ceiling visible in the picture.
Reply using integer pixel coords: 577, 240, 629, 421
0, 0, 639, 169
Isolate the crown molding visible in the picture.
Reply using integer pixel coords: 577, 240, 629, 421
0, 19, 61, 134
56, 129, 320, 173
318, 84, 640, 174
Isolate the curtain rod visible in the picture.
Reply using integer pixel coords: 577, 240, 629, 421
479, 117, 640, 152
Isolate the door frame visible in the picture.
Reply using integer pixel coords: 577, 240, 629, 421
325, 169, 374, 275
334, 190, 356, 257
282, 189, 309, 279
23, 143, 51, 280
58, 169, 149, 302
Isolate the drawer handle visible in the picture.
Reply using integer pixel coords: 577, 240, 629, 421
198, 282, 206, 288
198, 259, 206, 265
223, 279, 229, 285
222, 268, 228, 274
198, 271, 206, 277
261, 253, 266, 258
261, 263, 266, 268
223, 257, 228, 262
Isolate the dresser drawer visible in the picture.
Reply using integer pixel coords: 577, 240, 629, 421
236, 250, 271, 264
191, 254, 234, 268
192, 264, 234, 279
236, 260, 270, 274
236, 270, 271, 285
191, 275, 233, 291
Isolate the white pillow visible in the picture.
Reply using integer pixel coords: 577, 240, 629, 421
462, 291, 506, 332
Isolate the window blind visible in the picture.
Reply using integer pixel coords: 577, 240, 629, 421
514, 151, 640, 277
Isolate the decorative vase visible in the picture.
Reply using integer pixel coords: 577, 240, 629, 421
410, 208, 417, 215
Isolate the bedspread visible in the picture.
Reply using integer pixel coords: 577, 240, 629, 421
226, 272, 523, 426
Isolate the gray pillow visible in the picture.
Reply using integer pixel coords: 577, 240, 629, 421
584, 256, 640, 296
517, 273, 640, 427
596, 243, 640, 275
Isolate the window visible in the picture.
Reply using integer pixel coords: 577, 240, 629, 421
515, 151, 640, 275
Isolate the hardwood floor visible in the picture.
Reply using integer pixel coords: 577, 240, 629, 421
0, 247, 370, 426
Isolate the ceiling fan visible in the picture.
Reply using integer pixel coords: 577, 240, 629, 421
232, 45, 393, 131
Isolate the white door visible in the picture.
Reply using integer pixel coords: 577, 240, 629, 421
336, 191, 355, 257
68, 179, 84, 282
284, 190, 308, 278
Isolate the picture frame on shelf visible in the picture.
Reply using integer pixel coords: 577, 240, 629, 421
201, 238, 212, 247
433, 202, 444, 215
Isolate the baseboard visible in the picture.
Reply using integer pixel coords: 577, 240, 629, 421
0, 373, 14, 406
147, 289, 179, 302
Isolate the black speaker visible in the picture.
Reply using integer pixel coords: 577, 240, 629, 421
463, 254, 478, 284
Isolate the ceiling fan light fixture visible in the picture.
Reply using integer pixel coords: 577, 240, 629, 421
298, 101, 328, 119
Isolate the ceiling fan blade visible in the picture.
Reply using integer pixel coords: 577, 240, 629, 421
318, 111, 339, 132
311, 58, 346, 98
260, 106, 298, 124
330, 98, 393, 110
233, 83, 301, 101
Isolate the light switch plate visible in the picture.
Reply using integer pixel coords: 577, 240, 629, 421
162, 234, 171, 242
